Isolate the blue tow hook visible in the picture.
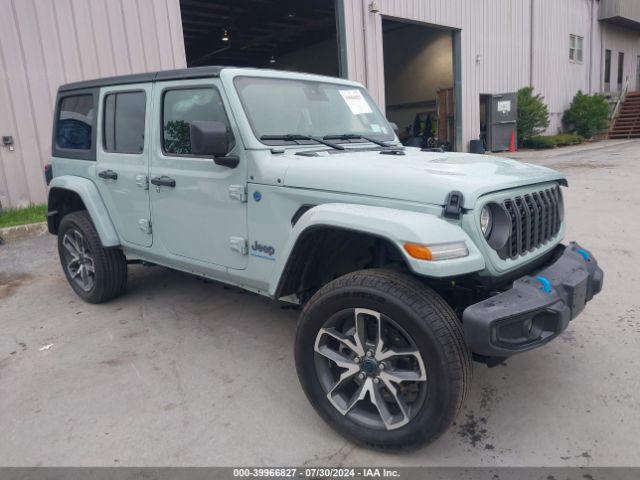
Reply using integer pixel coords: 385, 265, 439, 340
576, 248, 590, 262
536, 275, 553, 294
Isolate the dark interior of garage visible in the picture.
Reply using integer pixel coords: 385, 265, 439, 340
180, 0, 340, 76
382, 19, 456, 150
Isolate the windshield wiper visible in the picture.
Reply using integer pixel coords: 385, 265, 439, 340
260, 134, 344, 150
323, 133, 395, 148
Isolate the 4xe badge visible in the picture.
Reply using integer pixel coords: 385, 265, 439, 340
251, 240, 275, 260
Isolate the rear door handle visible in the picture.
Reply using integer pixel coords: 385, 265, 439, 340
150, 175, 176, 188
98, 169, 118, 180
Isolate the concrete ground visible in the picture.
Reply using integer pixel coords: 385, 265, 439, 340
1, 140, 639, 467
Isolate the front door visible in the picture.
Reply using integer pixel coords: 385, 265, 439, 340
95, 83, 152, 247
149, 79, 248, 270
487, 92, 517, 152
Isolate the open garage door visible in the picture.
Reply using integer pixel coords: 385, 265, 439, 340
382, 19, 459, 151
180, 0, 340, 76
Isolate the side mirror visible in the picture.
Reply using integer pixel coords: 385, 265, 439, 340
190, 120, 230, 157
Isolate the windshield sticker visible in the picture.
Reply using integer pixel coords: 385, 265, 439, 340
370, 123, 382, 133
339, 89, 373, 115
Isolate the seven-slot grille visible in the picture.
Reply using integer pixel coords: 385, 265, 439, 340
499, 185, 563, 259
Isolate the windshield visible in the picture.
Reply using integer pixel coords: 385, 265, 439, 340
234, 76, 394, 145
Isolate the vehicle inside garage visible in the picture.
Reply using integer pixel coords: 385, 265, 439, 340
382, 19, 457, 150
180, 0, 340, 76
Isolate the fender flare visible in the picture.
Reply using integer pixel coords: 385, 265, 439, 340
269, 203, 485, 296
48, 176, 120, 247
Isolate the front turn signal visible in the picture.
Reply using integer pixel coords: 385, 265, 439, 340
404, 241, 468, 261
403, 243, 433, 260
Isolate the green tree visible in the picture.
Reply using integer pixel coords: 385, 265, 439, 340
562, 91, 609, 139
517, 87, 550, 146
164, 120, 191, 154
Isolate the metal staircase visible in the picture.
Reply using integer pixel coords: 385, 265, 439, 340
609, 91, 640, 139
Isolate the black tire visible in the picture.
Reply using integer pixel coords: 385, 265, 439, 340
57, 210, 127, 304
295, 268, 472, 450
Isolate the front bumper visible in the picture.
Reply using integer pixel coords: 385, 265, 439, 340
463, 242, 603, 357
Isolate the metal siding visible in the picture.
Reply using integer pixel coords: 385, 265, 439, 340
0, 0, 186, 208
342, 0, 531, 151
531, 0, 594, 133
601, 23, 640, 92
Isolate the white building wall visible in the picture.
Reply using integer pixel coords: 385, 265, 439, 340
341, 0, 640, 148
342, 0, 533, 151
531, 0, 596, 133
0, 0, 186, 208
601, 23, 640, 93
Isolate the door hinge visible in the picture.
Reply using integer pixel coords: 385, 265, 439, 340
136, 174, 149, 190
228, 184, 248, 203
139, 219, 152, 234
230, 236, 248, 255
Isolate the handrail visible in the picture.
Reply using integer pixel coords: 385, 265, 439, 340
610, 77, 630, 121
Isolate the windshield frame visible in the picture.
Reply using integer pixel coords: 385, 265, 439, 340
232, 75, 395, 148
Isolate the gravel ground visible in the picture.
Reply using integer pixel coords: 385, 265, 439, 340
1, 140, 639, 466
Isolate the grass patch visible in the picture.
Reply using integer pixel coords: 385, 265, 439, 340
0, 204, 47, 228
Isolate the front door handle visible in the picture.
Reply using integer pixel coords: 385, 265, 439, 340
150, 175, 176, 188
98, 169, 118, 180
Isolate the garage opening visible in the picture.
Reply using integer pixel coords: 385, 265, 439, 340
382, 19, 458, 150
180, 0, 340, 77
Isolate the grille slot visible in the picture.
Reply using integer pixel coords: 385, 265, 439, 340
498, 186, 563, 259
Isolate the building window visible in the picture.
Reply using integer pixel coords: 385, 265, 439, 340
569, 34, 583, 63
617, 52, 625, 89
103, 91, 146, 154
162, 88, 233, 156
604, 49, 612, 91
56, 95, 94, 150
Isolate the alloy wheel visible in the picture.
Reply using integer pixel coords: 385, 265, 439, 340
314, 308, 427, 430
61, 229, 96, 292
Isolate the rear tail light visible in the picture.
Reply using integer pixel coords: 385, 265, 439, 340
44, 164, 52, 185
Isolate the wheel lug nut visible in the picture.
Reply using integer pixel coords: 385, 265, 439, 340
354, 357, 361, 364
373, 378, 380, 384
366, 350, 373, 357
379, 362, 386, 370
358, 373, 366, 380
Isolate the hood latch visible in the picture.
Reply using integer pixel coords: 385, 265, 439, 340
443, 190, 464, 219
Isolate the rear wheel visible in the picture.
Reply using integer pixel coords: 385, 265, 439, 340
57, 211, 127, 303
295, 269, 472, 450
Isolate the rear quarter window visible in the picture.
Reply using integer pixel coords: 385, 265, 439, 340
52, 89, 98, 161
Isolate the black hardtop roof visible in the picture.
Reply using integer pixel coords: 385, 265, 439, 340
58, 65, 230, 92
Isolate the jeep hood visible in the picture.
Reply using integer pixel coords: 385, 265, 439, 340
282, 147, 565, 209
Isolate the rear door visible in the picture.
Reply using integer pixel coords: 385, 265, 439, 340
95, 83, 152, 247
149, 78, 248, 269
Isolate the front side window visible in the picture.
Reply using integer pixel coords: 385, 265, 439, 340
234, 76, 394, 145
569, 34, 583, 63
162, 88, 232, 155
103, 91, 146, 154
56, 94, 94, 150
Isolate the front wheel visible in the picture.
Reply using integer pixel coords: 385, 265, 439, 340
57, 210, 127, 304
295, 269, 472, 450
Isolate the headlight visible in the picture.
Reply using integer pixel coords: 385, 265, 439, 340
480, 205, 493, 238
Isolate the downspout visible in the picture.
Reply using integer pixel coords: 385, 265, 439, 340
587, 0, 594, 93
529, 0, 535, 87
335, 0, 349, 79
